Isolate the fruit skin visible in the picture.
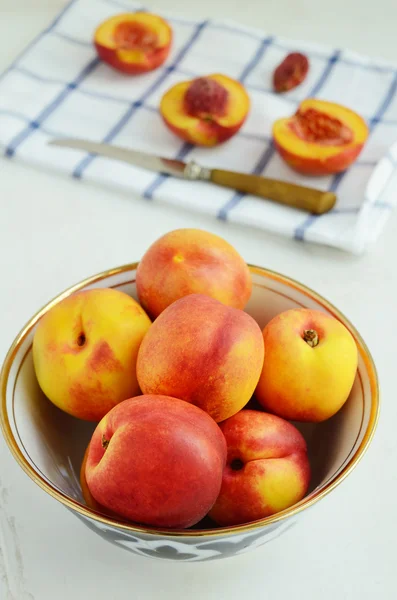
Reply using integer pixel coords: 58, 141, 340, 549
136, 228, 252, 319
85, 395, 227, 528
209, 410, 311, 526
255, 308, 358, 422
33, 289, 151, 422
273, 98, 369, 175
94, 12, 172, 75
136, 294, 264, 423
160, 74, 250, 146
80, 443, 118, 518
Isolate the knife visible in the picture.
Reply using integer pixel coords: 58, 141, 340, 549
49, 138, 336, 215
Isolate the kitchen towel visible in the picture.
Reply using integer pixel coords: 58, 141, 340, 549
1, 0, 397, 253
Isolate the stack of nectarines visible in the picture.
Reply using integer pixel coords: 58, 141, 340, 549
32, 228, 358, 529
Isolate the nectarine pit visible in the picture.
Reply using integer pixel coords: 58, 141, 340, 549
291, 108, 353, 146
114, 21, 158, 51
184, 77, 229, 119
303, 329, 319, 348
273, 52, 309, 93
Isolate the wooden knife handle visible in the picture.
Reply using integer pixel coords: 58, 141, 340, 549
210, 169, 336, 215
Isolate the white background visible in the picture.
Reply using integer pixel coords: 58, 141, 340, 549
0, 1, 395, 598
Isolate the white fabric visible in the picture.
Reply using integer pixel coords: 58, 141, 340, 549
1, 0, 397, 253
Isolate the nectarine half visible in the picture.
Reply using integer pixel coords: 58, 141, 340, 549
160, 74, 250, 146
273, 98, 368, 175
94, 12, 172, 74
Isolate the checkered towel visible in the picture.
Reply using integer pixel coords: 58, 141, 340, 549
1, 0, 397, 253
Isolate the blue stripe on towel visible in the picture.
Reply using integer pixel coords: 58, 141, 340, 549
0, 0, 78, 88
143, 142, 193, 199
5, 57, 100, 157
309, 49, 341, 96
217, 143, 275, 220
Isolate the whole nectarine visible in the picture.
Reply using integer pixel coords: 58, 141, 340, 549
85, 395, 227, 528
33, 289, 151, 421
209, 410, 311, 526
136, 294, 264, 422
136, 228, 252, 319
255, 308, 358, 422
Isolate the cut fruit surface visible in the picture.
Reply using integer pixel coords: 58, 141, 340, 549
94, 12, 172, 74
160, 74, 250, 146
273, 98, 368, 175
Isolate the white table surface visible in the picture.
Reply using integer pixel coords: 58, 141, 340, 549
0, 1, 395, 598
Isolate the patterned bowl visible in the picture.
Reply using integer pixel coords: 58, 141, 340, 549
0, 263, 379, 562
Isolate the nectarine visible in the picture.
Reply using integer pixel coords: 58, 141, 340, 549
160, 74, 250, 146
33, 289, 151, 421
94, 12, 172, 74
136, 228, 252, 319
273, 99, 368, 175
209, 410, 311, 526
85, 395, 227, 528
255, 308, 358, 422
136, 294, 264, 422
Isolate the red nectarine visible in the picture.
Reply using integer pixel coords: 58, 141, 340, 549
209, 410, 311, 526
85, 395, 227, 528
136, 228, 252, 319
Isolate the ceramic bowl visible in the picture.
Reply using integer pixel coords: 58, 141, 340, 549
0, 264, 379, 562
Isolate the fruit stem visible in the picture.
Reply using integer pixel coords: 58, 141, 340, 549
303, 329, 319, 348
102, 435, 109, 450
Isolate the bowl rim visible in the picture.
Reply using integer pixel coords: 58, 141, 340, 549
0, 262, 380, 538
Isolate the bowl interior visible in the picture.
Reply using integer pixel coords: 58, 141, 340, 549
1, 264, 378, 533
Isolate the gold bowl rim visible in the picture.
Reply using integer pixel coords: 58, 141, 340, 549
0, 262, 380, 538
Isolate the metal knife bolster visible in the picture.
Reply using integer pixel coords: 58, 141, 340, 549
49, 137, 212, 181
183, 161, 212, 181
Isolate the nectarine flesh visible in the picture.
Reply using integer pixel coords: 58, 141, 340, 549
94, 12, 172, 74
160, 74, 250, 146
273, 98, 368, 175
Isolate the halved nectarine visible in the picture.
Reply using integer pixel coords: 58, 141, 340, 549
273, 99, 369, 175
94, 12, 172, 75
160, 74, 250, 146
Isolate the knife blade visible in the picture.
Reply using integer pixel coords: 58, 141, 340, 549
49, 138, 336, 215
